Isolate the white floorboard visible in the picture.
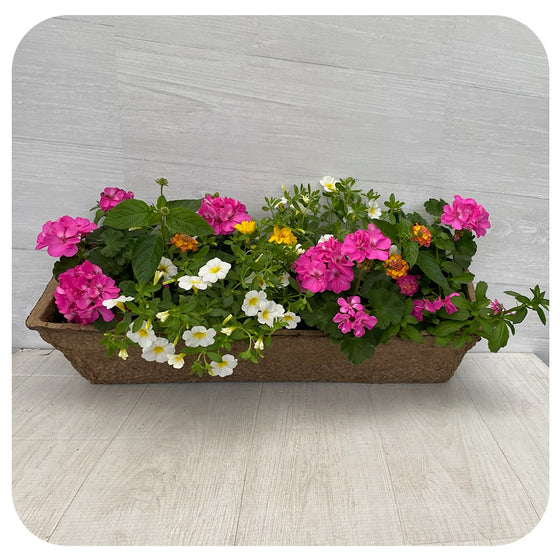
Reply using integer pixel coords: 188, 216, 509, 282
11, 349, 548, 546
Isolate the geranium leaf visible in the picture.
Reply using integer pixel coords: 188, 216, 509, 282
339, 337, 376, 364
416, 251, 450, 291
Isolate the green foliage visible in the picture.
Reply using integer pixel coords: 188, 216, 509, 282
103, 199, 152, 229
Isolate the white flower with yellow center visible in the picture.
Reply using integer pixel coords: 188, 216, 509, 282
182, 326, 217, 348
141, 337, 174, 363
242, 290, 267, 317
155, 257, 178, 282
209, 354, 238, 377
167, 353, 186, 369
257, 300, 285, 327
102, 295, 134, 311
367, 199, 381, 219
142, 337, 175, 363
198, 258, 231, 283
282, 312, 301, 330
177, 275, 209, 291
320, 176, 338, 193
127, 321, 156, 348
279, 272, 290, 287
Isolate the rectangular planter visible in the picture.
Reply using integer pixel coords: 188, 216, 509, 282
26, 278, 480, 384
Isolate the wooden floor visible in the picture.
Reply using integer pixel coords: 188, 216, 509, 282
12, 349, 548, 546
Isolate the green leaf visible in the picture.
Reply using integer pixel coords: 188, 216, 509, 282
103, 199, 152, 229
167, 199, 203, 211
403, 324, 424, 344
488, 321, 509, 352
402, 241, 419, 268
416, 251, 450, 291
166, 207, 214, 236
339, 337, 376, 364
451, 272, 475, 284
52, 254, 83, 279
368, 289, 405, 330
536, 306, 547, 325
432, 320, 468, 337
424, 198, 447, 216
510, 307, 527, 324
434, 335, 453, 347
131, 235, 164, 284
441, 260, 463, 277
453, 234, 477, 268
371, 219, 397, 240
475, 281, 488, 301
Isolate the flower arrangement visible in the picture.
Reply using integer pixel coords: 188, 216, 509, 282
35, 177, 548, 376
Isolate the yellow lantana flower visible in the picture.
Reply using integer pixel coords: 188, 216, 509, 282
234, 220, 256, 235
269, 225, 297, 246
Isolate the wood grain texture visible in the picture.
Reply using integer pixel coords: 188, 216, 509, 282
12, 350, 548, 545
12, 16, 548, 360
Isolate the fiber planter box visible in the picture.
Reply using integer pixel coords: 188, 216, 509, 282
26, 279, 480, 384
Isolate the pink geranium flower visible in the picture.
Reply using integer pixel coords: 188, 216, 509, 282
441, 195, 491, 237
35, 215, 97, 257
333, 296, 377, 338
341, 224, 391, 263
294, 237, 355, 294
54, 260, 120, 324
411, 299, 425, 321
98, 187, 134, 212
443, 292, 461, 314
198, 195, 252, 235
423, 297, 445, 313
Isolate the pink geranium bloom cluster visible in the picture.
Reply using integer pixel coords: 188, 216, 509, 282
396, 274, 419, 296
440, 195, 491, 237
198, 194, 252, 235
99, 187, 134, 212
411, 293, 461, 321
341, 224, 392, 263
333, 296, 377, 338
54, 260, 120, 324
293, 237, 354, 293
35, 215, 97, 257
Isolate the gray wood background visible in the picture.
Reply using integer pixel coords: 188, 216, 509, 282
12, 16, 549, 361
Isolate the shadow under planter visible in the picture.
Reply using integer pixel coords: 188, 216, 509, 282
26, 279, 480, 384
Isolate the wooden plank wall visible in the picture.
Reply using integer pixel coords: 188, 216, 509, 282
12, 16, 549, 362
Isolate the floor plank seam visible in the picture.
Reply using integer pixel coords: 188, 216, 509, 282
232, 382, 264, 546
458, 378, 545, 522
45, 383, 150, 542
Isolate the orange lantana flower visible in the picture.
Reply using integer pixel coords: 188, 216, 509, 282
412, 224, 432, 247
383, 254, 409, 279
171, 233, 197, 253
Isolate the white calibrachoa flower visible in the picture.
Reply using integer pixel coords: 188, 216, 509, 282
198, 258, 231, 283
118, 348, 129, 360
177, 275, 209, 291
182, 326, 217, 348
141, 337, 175, 363
282, 312, 301, 330
168, 353, 186, 369
318, 233, 334, 244
155, 257, 178, 282
294, 243, 305, 255
390, 244, 399, 256
257, 300, 286, 327
279, 272, 290, 287
320, 176, 338, 193
209, 354, 238, 377
102, 295, 134, 311
367, 199, 382, 219
254, 336, 265, 351
156, 310, 170, 322
242, 290, 268, 316
127, 321, 156, 348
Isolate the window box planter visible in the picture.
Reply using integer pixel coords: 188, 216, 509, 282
26, 278, 480, 384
